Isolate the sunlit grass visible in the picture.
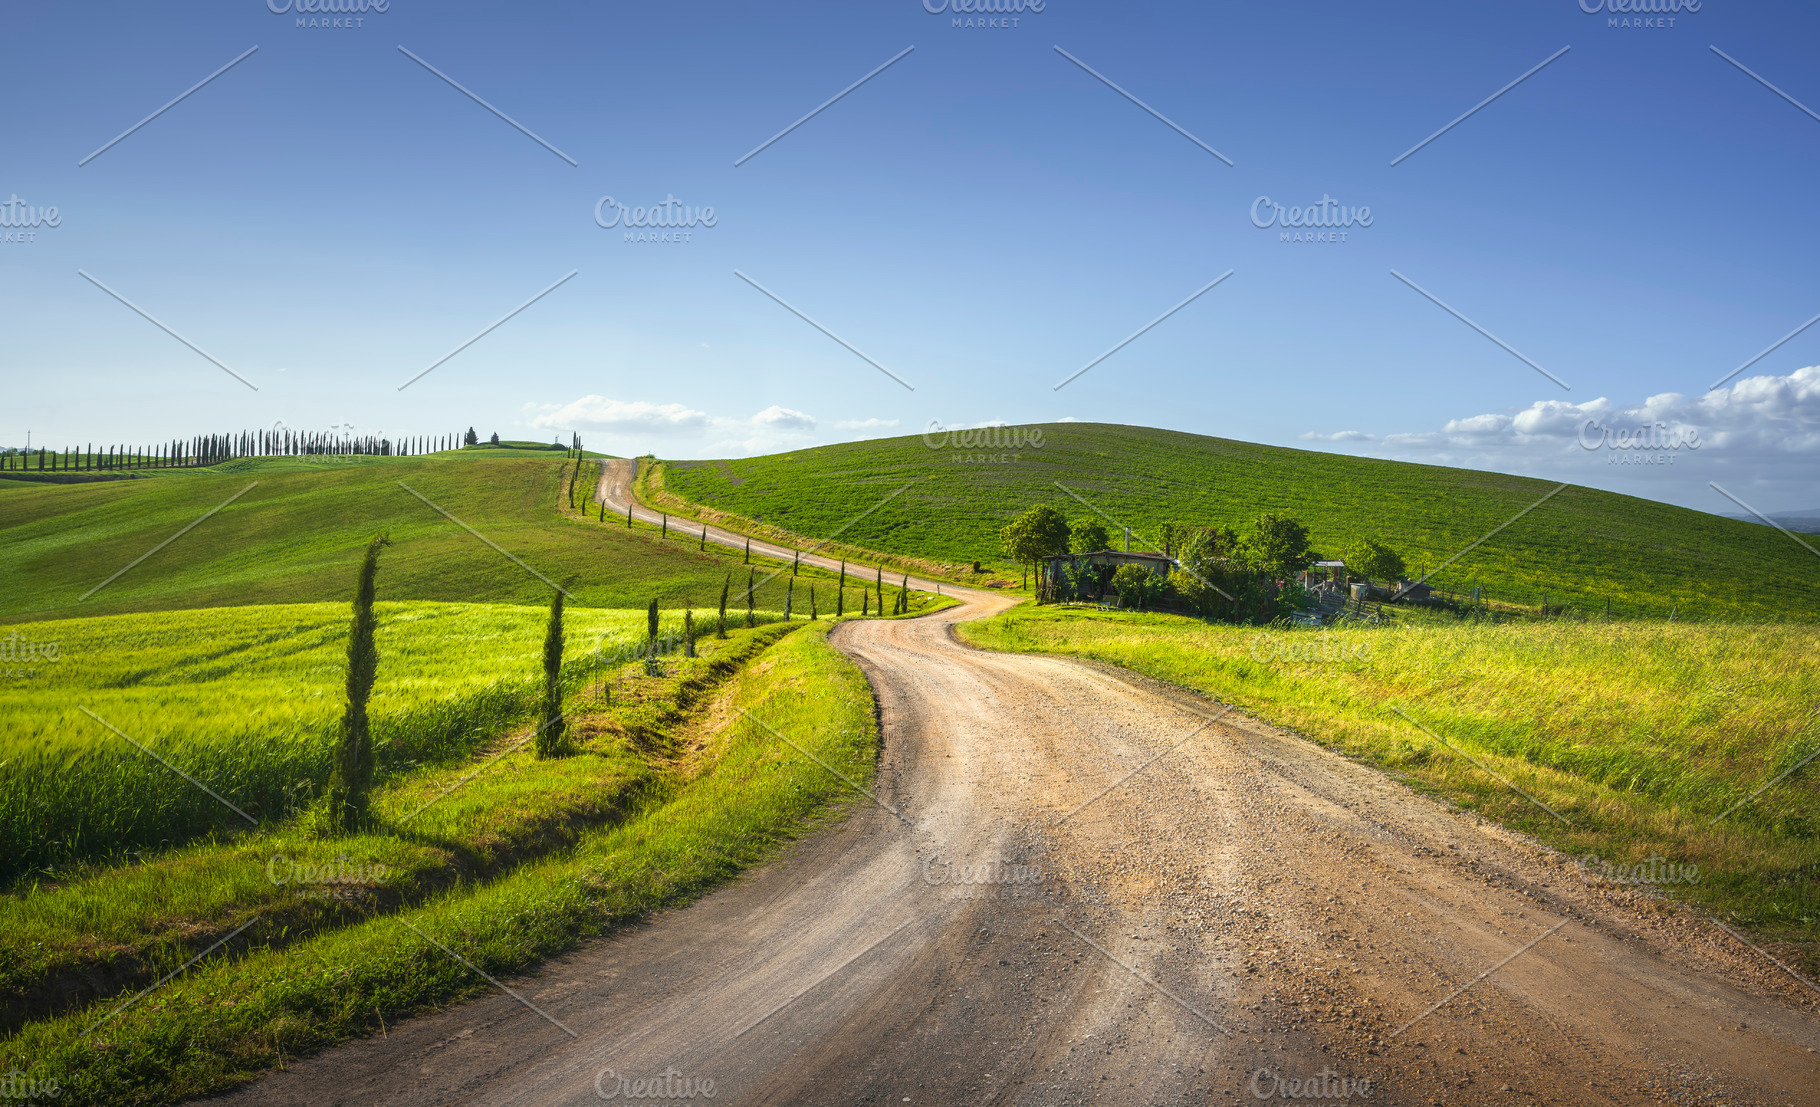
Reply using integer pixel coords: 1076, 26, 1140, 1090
0, 622, 876, 1105
961, 607, 1820, 954
0, 602, 791, 881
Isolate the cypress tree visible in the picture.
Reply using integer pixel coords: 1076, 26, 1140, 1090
784, 577, 794, 620
876, 566, 884, 613
793, 550, 799, 576
838, 560, 846, 590
862, 590, 868, 616
717, 573, 729, 638
567, 461, 577, 508
661, 514, 668, 538
744, 537, 750, 564
684, 610, 696, 657
837, 586, 844, 617
327, 534, 388, 829
810, 586, 817, 620
647, 597, 660, 645
536, 586, 568, 757
745, 568, 755, 627
627, 504, 633, 527
598, 501, 605, 522
700, 524, 707, 551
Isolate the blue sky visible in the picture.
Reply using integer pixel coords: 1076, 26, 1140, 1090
5, 0, 1818, 514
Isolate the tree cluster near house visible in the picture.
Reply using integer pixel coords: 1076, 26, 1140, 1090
1003, 504, 1408, 626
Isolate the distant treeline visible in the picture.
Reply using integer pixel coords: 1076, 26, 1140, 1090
0, 429, 467, 472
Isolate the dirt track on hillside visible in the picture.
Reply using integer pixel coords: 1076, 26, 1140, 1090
213, 461, 1817, 1105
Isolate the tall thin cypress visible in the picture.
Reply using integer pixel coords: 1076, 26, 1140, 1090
810, 586, 817, 620
793, 550, 799, 576
717, 573, 730, 638
684, 610, 696, 658
744, 537, 750, 564
876, 566, 884, 613
327, 534, 388, 829
784, 577, 794, 620
700, 524, 707, 551
536, 586, 568, 757
745, 568, 755, 627
837, 586, 844, 617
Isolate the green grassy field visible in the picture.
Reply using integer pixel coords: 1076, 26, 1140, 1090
0, 450, 845, 621
660, 422, 1819, 620
0, 601, 743, 883
960, 606, 1820, 966
0, 618, 878, 1104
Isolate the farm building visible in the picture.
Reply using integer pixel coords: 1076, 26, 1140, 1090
1041, 550, 1178, 580
1038, 549, 1178, 604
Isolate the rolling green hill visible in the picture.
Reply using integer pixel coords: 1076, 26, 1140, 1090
0, 451, 829, 622
660, 423, 1818, 620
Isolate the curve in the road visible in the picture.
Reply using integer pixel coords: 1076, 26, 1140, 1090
217, 461, 1818, 1106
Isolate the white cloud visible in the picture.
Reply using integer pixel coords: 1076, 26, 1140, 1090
526, 395, 834, 458
1298, 366, 1820, 510
751, 405, 815, 431
1304, 367, 1820, 459
529, 396, 708, 434
833, 417, 900, 430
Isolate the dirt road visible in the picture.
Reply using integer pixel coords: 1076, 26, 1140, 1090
218, 463, 1817, 1105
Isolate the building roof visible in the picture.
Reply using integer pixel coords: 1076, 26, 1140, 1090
1044, 549, 1174, 560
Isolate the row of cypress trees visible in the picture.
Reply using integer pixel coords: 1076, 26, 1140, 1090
322, 560, 924, 828
325, 538, 580, 830
0, 430, 469, 472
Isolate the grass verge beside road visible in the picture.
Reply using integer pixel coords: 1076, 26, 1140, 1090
960, 605, 1820, 969
0, 620, 877, 1105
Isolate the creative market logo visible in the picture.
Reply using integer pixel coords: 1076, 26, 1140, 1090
1250, 195, 1372, 244
923, 0, 1044, 31
922, 420, 1045, 465
1578, 419, 1700, 466
1, 195, 60, 244
595, 195, 717, 244
1579, 0, 1698, 30
268, 0, 388, 30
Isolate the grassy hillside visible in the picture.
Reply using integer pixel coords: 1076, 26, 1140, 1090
0, 451, 839, 622
662, 423, 1820, 620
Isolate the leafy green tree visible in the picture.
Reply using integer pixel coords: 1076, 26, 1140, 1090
1001, 505, 1071, 589
1069, 518, 1111, 554
1111, 564, 1155, 610
1342, 538, 1406, 586
464, 427, 479, 446
327, 534, 388, 829
1242, 514, 1318, 580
